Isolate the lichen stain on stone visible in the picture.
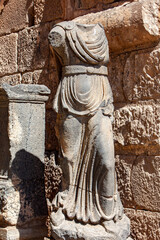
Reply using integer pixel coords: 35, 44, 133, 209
0, 0, 9, 14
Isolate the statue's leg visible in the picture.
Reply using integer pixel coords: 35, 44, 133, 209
51, 114, 83, 226
88, 110, 116, 218
55, 114, 83, 190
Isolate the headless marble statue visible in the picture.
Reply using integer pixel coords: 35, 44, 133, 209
48, 21, 131, 240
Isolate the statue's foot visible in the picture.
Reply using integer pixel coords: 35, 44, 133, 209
102, 219, 122, 239
102, 219, 115, 232
50, 208, 65, 226
102, 218, 130, 240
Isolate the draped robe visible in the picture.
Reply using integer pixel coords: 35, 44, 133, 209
49, 21, 121, 224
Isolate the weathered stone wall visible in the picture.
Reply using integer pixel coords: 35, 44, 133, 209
0, 0, 159, 239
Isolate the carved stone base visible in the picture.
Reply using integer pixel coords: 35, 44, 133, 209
0, 226, 47, 240
51, 214, 131, 240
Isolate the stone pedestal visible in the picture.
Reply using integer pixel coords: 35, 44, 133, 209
0, 84, 50, 240
51, 215, 132, 240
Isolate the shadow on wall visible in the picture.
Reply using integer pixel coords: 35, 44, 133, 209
10, 149, 48, 227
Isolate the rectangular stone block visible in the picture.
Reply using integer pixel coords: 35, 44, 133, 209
22, 72, 33, 84
74, 0, 114, 9
108, 53, 128, 103
74, 0, 160, 53
34, 0, 64, 25
115, 155, 135, 208
18, 24, 50, 72
131, 155, 160, 212
109, 46, 160, 103
0, 0, 32, 36
113, 102, 160, 155
9, 102, 45, 162
0, 74, 21, 86
123, 47, 160, 101
116, 154, 160, 212
22, 69, 59, 109
34, 69, 59, 109
125, 209, 160, 240
0, 226, 47, 240
0, 84, 50, 238
0, 34, 18, 77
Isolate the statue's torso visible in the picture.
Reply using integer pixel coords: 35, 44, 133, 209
49, 21, 112, 116
49, 21, 109, 66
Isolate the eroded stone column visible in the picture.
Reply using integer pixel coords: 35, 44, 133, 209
0, 84, 50, 240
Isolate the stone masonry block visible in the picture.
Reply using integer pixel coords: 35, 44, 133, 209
33, 69, 59, 109
131, 156, 160, 212
0, 0, 32, 36
123, 47, 160, 101
18, 24, 50, 72
0, 225, 47, 240
115, 155, 135, 208
0, 74, 21, 86
22, 72, 33, 84
109, 46, 160, 103
0, 34, 17, 77
74, 0, 114, 9
34, 0, 64, 25
125, 209, 160, 240
0, 84, 50, 230
22, 69, 59, 109
113, 102, 160, 155
108, 53, 128, 103
75, 0, 160, 53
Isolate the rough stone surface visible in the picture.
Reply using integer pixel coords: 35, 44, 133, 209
131, 156, 160, 212
108, 54, 128, 103
44, 154, 62, 201
125, 209, 160, 240
51, 215, 130, 240
0, 181, 20, 226
74, 0, 160, 53
0, 0, 33, 36
0, 34, 18, 77
18, 24, 50, 72
22, 72, 33, 84
0, 84, 50, 229
34, 0, 64, 25
22, 69, 59, 109
115, 155, 135, 208
0, 179, 47, 228
113, 102, 160, 155
109, 46, 160, 103
123, 47, 160, 101
74, 0, 114, 10
116, 154, 160, 211
0, 74, 21, 86
0, 0, 8, 14
0, 225, 47, 240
